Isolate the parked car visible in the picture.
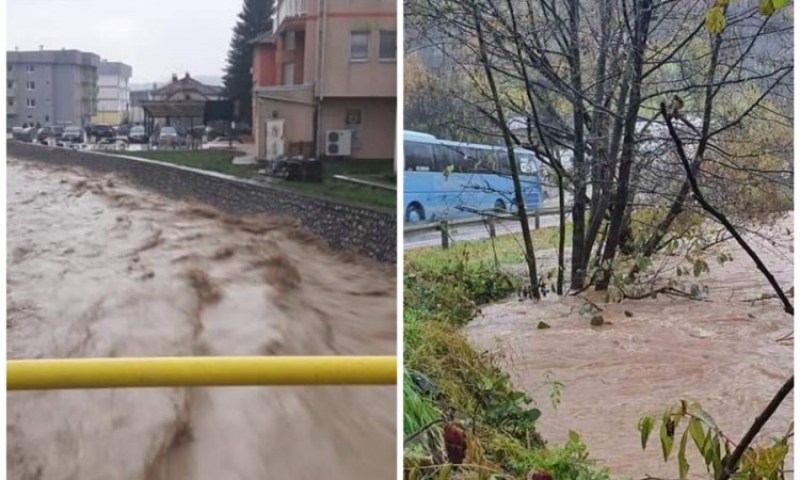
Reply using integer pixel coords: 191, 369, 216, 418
114, 124, 131, 137
91, 124, 115, 140
34, 126, 64, 143
127, 125, 148, 144
60, 126, 84, 143
158, 126, 180, 146
233, 122, 252, 135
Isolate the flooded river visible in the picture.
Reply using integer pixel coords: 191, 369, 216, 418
7, 158, 396, 480
467, 221, 793, 479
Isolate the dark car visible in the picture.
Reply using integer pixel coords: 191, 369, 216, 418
91, 124, 115, 140
35, 126, 64, 143
60, 126, 84, 143
114, 124, 131, 137
127, 125, 148, 144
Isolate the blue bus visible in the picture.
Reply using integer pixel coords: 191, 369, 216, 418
404, 130, 543, 223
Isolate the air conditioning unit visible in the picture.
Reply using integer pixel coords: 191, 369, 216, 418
325, 130, 352, 157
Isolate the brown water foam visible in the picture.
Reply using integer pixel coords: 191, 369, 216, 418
7, 158, 396, 480
467, 219, 793, 479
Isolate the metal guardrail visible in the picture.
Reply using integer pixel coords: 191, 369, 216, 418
7, 356, 397, 391
332, 174, 397, 192
403, 205, 568, 248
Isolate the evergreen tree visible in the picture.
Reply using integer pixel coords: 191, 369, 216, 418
223, 0, 273, 123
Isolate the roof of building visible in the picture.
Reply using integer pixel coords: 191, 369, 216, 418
7, 49, 100, 66
151, 73, 224, 100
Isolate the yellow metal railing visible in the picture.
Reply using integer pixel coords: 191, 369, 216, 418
7, 356, 396, 391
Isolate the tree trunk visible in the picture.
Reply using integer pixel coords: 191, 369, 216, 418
471, 1, 540, 298
595, 0, 653, 291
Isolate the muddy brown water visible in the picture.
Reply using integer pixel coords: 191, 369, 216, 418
467, 220, 793, 479
7, 159, 396, 480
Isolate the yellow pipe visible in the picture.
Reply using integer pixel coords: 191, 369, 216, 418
8, 356, 397, 390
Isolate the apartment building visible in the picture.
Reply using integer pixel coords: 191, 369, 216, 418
6, 49, 99, 128
251, 0, 396, 161
92, 61, 132, 125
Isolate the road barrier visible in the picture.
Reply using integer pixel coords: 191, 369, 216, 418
403, 205, 567, 248
7, 356, 397, 390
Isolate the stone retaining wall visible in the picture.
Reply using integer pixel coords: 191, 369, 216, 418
7, 142, 396, 263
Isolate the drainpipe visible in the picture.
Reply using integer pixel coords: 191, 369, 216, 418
315, 0, 328, 158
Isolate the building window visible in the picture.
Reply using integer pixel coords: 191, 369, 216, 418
285, 31, 296, 51
379, 31, 396, 61
7, 97, 13, 108
26, 64, 34, 73
26, 81, 35, 91
350, 32, 369, 61
184, 93, 191, 100
7, 64, 12, 73
7, 80, 13, 90
282, 63, 295, 85
26, 98, 36, 108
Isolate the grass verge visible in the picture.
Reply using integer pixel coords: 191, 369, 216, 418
281, 159, 396, 209
132, 151, 395, 209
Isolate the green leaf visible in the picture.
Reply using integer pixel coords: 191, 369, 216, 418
637, 257, 652, 272
678, 429, 690, 479
772, 0, 789, 10
705, 7, 726, 34
759, 0, 776, 15
537, 321, 551, 330
688, 418, 706, 452
437, 464, 453, 480
687, 402, 719, 431
639, 416, 655, 450
568, 430, 581, 443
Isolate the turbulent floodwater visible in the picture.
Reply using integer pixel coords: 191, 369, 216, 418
468, 221, 793, 479
468, 220, 793, 478
7, 159, 396, 480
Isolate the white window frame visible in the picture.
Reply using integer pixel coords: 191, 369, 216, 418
26, 80, 35, 91
26, 98, 36, 108
26, 64, 34, 73
350, 31, 370, 62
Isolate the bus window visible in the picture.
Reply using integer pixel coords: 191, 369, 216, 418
456, 147, 479, 172
474, 149, 499, 173
434, 144, 459, 172
497, 151, 511, 174
405, 141, 435, 172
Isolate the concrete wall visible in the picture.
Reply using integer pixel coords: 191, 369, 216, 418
320, 97, 394, 160
7, 141, 396, 264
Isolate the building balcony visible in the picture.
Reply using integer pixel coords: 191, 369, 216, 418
275, 0, 307, 33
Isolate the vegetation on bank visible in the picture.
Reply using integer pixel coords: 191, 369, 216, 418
404, 234, 610, 480
131, 151, 396, 209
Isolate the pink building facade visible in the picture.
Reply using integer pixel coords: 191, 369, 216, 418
252, 0, 396, 161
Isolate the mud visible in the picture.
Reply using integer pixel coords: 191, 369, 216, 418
467, 220, 793, 479
7, 159, 396, 480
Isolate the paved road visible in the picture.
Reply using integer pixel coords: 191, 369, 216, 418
404, 213, 563, 249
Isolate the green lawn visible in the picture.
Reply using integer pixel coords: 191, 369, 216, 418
129, 151, 396, 210
282, 159, 396, 209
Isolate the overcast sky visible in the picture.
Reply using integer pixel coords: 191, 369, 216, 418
7, 0, 244, 85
